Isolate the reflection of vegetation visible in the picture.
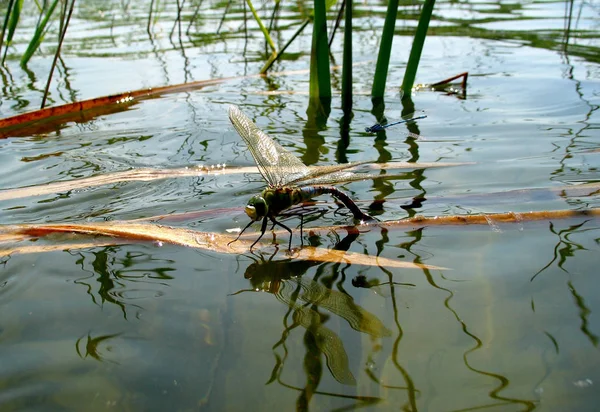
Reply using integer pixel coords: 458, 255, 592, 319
71, 246, 176, 319
531, 220, 591, 281
232, 233, 392, 407
396, 227, 537, 410
366, 96, 428, 219
568, 280, 599, 347
444, 285, 537, 411
0, 0, 76, 107
240, 224, 538, 410
75, 332, 121, 363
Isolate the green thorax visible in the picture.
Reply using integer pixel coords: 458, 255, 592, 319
261, 186, 317, 216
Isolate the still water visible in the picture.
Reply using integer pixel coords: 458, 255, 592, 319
0, 0, 599, 410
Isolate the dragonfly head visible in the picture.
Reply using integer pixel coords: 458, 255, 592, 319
245, 195, 268, 221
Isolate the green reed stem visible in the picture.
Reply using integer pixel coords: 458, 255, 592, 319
246, 0, 276, 52
261, 0, 336, 74
341, 0, 352, 112
267, 0, 280, 36
41, 0, 75, 109
0, 0, 17, 53
2, 0, 23, 65
371, 0, 399, 98
21, 0, 59, 66
328, 0, 345, 47
401, 0, 435, 98
309, 0, 331, 99
260, 18, 310, 74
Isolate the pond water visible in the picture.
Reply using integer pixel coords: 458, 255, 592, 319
0, 0, 599, 410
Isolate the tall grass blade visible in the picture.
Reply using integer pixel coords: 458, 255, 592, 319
0, 0, 17, 53
5, 0, 22, 44
341, 0, 352, 112
41, 0, 75, 109
261, 0, 336, 74
20, 0, 60, 66
371, 0, 399, 98
260, 18, 310, 73
246, 0, 276, 52
328, 0, 345, 47
401, 0, 435, 98
309, 0, 331, 100
2, 0, 23, 65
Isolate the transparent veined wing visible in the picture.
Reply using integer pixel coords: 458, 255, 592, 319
365, 110, 427, 133
229, 105, 310, 187
297, 169, 384, 186
287, 161, 376, 186
229, 105, 380, 187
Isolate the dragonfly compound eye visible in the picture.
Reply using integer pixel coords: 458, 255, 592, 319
246, 195, 268, 220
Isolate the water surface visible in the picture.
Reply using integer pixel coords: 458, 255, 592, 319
0, 0, 599, 410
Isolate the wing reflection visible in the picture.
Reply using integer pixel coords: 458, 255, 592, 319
70, 247, 176, 319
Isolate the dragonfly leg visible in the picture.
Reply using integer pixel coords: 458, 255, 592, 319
269, 216, 293, 250
227, 219, 256, 247
249, 216, 269, 250
299, 214, 304, 247
269, 219, 278, 244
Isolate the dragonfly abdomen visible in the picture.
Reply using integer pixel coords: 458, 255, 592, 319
304, 186, 372, 221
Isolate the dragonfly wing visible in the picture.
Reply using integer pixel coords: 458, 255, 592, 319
299, 171, 386, 186
287, 161, 372, 185
229, 105, 310, 186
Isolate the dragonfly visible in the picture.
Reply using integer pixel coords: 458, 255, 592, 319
364, 111, 427, 133
227, 105, 376, 250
